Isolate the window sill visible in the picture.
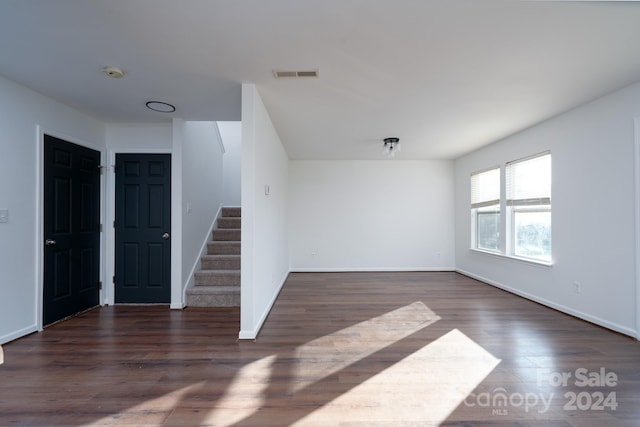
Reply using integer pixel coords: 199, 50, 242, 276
469, 248, 553, 268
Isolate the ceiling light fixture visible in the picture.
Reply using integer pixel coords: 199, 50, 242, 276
102, 66, 124, 78
382, 137, 400, 157
145, 101, 176, 113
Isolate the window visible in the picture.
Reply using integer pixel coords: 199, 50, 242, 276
506, 153, 551, 262
471, 168, 500, 251
470, 152, 552, 264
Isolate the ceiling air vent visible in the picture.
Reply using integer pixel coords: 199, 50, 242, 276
273, 69, 319, 78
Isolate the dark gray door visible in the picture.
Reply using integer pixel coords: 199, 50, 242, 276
115, 154, 171, 303
43, 135, 101, 326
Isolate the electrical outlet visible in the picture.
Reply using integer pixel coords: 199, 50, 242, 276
573, 281, 581, 294
0, 209, 8, 223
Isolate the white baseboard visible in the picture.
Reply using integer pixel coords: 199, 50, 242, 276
238, 330, 257, 340
289, 267, 456, 273
456, 268, 636, 338
238, 270, 289, 340
0, 324, 38, 345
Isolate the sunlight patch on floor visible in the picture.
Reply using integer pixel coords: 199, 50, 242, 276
197, 302, 441, 426
83, 382, 205, 426
174, 303, 498, 426
294, 328, 501, 426
290, 301, 441, 393
197, 355, 277, 426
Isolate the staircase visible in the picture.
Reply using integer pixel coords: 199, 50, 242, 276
187, 207, 241, 307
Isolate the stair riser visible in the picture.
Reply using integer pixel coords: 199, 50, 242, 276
221, 207, 241, 218
213, 229, 241, 241
186, 292, 240, 307
207, 242, 241, 255
217, 217, 241, 229
201, 258, 240, 270
195, 274, 240, 286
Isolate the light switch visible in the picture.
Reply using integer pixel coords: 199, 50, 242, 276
0, 209, 8, 223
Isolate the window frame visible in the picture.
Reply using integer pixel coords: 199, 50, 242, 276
508, 204, 552, 262
470, 152, 552, 266
474, 206, 501, 252
470, 166, 501, 253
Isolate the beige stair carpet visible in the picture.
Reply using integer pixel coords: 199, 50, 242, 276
187, 207, 241, 307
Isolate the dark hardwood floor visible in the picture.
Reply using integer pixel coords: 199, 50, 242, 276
1, 272, 639, 426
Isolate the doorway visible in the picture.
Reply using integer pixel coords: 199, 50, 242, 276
114, 153, 171, 303
43, 135, 101, 326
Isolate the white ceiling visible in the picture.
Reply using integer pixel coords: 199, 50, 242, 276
1, 1, 640, 159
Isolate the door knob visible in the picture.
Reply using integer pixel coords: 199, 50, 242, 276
45, 239, 57, 247
162, 232, 170, 240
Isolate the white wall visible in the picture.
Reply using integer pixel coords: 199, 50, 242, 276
105, 123, 172, 151
455, 82, 640, 337
218, 121, 242, 207
181, 121, 225, 291
171, 120, 185, 308
240, 84, 289, 339
104, 123, 173, 306
0, 75, 106, 344
289, 160, 455, 271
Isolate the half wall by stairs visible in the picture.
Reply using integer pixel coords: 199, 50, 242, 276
187, 207, 240, 307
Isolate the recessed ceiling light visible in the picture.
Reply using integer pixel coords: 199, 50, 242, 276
146, 101, 176, 113
102, 66, 124, 78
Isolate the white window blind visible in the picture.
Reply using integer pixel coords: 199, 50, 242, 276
471, 168, 500, 208
506, 153, 551, 206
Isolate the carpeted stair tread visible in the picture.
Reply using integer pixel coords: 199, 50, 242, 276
207, 241, 241, 255
186, 285, 240, 307
201, 254, 241, 270
194, 269, 240, 286
221, 207, 241, 217
201, 260, 240, 270
195, 268, 240, 275
212, 228, 241, 241
188, 285, 240, 294
217, 217, 241, 229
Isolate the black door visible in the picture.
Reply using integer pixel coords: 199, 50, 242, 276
43, 135, 101, 326
115, 154, 171, 303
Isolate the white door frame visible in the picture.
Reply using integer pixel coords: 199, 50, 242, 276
634, 117, 640, 340
104, 148, 180, 307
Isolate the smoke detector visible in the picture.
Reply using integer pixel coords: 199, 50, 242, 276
102, 66, 125, 78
